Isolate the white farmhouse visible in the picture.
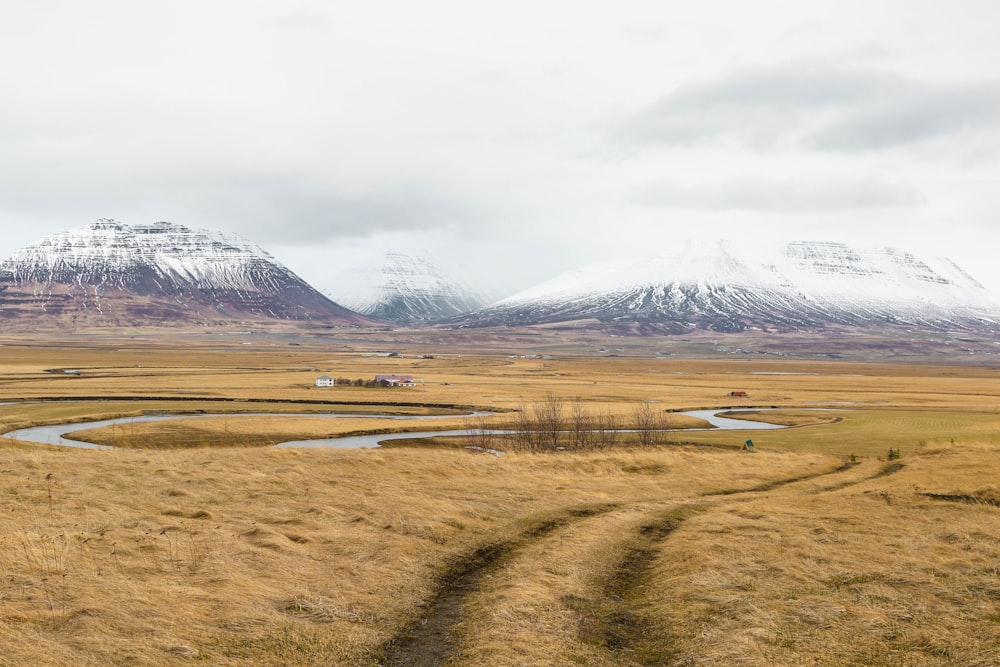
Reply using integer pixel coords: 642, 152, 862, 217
315, 375, 334, 387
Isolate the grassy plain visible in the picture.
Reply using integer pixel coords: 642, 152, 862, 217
1, 333, 999, 665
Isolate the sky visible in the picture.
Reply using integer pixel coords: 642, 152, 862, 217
2, 0, 1000, 297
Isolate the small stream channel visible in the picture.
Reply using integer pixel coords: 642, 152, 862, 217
2, 408, 786, 450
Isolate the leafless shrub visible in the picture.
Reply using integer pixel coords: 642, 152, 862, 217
465, 415, 496, 451
632, 401, 664, 447
570, 399, 592, 449
533, 393, 564, 450
512, 403, 539, 451
594, 410, 621, 448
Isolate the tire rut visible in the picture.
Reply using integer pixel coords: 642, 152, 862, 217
919, 491, 1000, 507
382, 460, 899, 665
378, 504, 616, 666
566, 504, 705, 665
568, 460, 891, 663
705, 459, 859, 497
816, 461, 906, 493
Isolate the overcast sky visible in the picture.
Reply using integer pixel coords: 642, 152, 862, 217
2, 1, 1000, 296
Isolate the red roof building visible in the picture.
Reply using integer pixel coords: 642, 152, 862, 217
375, 374, 415, 387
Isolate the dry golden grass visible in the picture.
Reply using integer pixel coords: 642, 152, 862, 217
669, 408, 1000, 458
453, 502, 691, 666
65, 414, 479, 449
647, 447, 1000, 666
1, 334, 999, 665
0, 443, 835, 666
716, 409, 842, 427
4, 334, 1000, 414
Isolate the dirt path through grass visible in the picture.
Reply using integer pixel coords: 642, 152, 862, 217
378, 505, 618, 666
564, 505, 704, 665
377, 457, 872, 666
568, 459, 879, 665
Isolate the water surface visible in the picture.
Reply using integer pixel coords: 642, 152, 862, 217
2, 408, 786, 450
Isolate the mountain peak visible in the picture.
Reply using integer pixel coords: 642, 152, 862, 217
327, 250, 488, 324
89, 217, 123, 229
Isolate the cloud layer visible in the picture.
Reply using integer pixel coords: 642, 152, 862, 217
2, 2, 999, 293
618, 60, 1000, 153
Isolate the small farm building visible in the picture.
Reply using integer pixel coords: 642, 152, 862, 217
375, 374, 415, 387
728, 391, 748, 397
315, 375, 334, 387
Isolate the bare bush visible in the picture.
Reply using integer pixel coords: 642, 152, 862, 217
594, 410, 620, 448
465, 415, 496, 451
512, 403, 539, 451
570, 399, 592, 449
533, 393, 564, 450
633, 401, 664, 447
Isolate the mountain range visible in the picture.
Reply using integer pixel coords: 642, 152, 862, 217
1, 221, 998, 337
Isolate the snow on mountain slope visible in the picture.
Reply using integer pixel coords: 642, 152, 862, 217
0, 219, 373, 328
4, 219, 285, 291
470, 239, 1000, 333
327, 251, 488, 324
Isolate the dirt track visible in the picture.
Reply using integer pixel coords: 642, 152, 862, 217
376, 457, 903, 665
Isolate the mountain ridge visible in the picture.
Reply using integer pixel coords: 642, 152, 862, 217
462, 239, 1000, 333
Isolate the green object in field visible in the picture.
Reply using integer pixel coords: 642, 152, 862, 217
744, 439, 755, 451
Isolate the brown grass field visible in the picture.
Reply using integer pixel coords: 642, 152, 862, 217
1, 333, 999, 666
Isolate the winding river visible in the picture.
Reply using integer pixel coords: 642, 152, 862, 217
1, 407, 786, 450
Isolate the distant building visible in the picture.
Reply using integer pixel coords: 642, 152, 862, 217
728, 391, 748, 397
315, 375, 334, 387
375, 374, 415, 387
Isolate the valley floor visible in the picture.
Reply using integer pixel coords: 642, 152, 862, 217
1, 334, 998, 665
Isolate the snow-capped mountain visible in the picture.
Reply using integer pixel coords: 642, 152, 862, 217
0, 219, 374, 328
327, 251, 488, 324
465, 239, 1000, 333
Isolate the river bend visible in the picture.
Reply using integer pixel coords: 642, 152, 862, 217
2, 408, 784, 450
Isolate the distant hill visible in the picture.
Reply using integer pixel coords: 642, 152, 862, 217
460, 239, 1000, 334
0, 219, 376, 329
327, 251, 488, 324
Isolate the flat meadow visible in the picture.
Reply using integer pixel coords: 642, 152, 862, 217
0, 333, 998, 665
